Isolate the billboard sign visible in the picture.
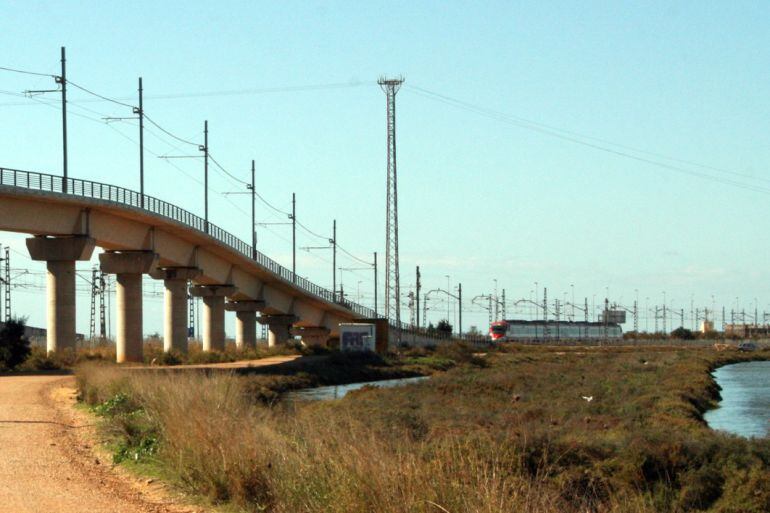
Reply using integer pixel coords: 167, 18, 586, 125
340, 323, 376, 352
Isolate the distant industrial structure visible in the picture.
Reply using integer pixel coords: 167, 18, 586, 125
724, 323, 770, 338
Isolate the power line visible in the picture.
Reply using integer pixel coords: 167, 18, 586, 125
66, 79, 135, 109
143, 113, 199, 147
406, 84, 770, 195
0, 65, 55, 78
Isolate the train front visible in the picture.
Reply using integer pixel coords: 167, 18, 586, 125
489, 321, 508, 341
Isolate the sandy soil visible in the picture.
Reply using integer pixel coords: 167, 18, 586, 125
0, 374, 205, 513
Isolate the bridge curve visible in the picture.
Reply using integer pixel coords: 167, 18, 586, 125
0, 167, 394, 357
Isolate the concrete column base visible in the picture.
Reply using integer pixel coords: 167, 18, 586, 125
225, 301, 265, 350
151, 267, 202, 354
26, 236, 96, 353
100, 251, 158, 363
115, 273, 143, 363
190, 285, 237, 352
258, 314, 298, 347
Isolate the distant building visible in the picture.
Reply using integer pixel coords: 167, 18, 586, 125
700, 320, 714, 333
0, 322, 47, 347
0, 322, 84, 347
724, 323, 770, 338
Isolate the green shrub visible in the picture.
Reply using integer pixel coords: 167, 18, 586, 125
0, 318, 31, 369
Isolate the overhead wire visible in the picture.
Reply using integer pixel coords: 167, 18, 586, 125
408, 84, 770, 187
405, 84, 770, 195
0, 65, 55, 78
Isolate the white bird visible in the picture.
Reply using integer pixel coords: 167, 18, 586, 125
582, 396, 593, 402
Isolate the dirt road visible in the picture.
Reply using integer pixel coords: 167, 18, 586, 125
0, 374, 204, 513
0, 355, 306, 512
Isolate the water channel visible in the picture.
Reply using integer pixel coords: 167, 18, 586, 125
284, 376, 429, 401
704, 360, 770, 438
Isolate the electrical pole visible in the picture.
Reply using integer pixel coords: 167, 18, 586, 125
379, 76, 404, 335
415, 265, 421, 329
98, 271, 106, 339
456, 283, 462, 336
249, 160, 256, 259
2, 247, 9, 322
543, 287, 548, 339
373, 252, 378, 317
501, 289, 506, 320
633, 300, 638, 333
136, 77, 145, 207
331, 219, 337, 301
291, 193, 296, 281
188, 285, 195, 339
59, 47, 68, 193
90, 267, 98, 342
202, 120, 209, 233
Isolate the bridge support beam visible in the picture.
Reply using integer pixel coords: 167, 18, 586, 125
258, 314, 298, 347
100, 251, 158, 363
291, 326, 331, 347
26, 236, 96, 354
150, 267, 202, 354
225, 300, 265, 350
190, 285, 237, 352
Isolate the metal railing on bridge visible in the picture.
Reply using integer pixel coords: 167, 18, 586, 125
0, 167, 485, 340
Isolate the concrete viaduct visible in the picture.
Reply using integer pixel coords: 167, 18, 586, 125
0, 168, 386, 362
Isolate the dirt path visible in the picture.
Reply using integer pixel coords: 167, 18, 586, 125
0, 374, 192, 513
0, 355, 304, 512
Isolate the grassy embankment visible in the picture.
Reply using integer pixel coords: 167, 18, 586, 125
77, 344, 770, 513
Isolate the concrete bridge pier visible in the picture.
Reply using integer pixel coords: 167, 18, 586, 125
100, 251, 158, 363
150, 267, 201, 354
225, 300, 265, 350
26, 236, 96, 354
190, 285, 237, 351
258, 314, 298, 347
291, 326, 331, 347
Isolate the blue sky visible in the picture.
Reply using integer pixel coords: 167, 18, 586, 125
1, 1, 769, 336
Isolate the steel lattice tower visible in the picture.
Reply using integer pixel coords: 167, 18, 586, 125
378, 76, 404, 330
3, 246, 10, 322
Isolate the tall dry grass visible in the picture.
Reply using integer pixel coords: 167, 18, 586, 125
78, 364, 596, 513
77, 346, 770, 513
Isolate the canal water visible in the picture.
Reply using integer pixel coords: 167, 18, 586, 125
285, 376, 429, 401
704, 361, 770, 438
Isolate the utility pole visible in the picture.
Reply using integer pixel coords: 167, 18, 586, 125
202, 120, 209, 233
373, 252, 378, 316
633, 300, 638, 333
493, 279, 499, 322
379, 76, 404, 334
89, 267, 98, 342
291, 193, 296, 281
415, 265, 421, 329
136, 77, 145, 207
98, 271, 106, 339
247, 161, 256, 259
458, 282, 462, 336
543, 287, 548, 339
584, 297, 589, 323
188, 285, 195, 339
59, 46, 68, 193
501, 289, 506, 319
331, 219, 337, 301
2, 247, 9, 321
